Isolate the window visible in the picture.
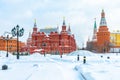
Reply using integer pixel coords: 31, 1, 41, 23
42, 43, 46, 46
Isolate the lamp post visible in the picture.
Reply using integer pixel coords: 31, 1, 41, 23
6, 35, 8, 57
11, 25, 24, 59
3, 32, 12, 57
113, 36, 115, 53
4, 35, 9, 57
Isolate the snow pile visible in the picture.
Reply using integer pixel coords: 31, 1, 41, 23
0, 51, 13, 58
75, 53, 120, 80
75, 62, 120, 80
30, 53, 42, 57
68, 50, 96, 56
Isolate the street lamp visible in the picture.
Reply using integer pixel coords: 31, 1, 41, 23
3, 32, 12, 57
6, 35, 9, 57
11, 25, 24, 59
3, 35, 9, 57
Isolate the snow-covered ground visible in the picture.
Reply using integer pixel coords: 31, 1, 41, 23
0, 50, 120, 80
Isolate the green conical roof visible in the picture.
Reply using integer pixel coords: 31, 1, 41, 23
94, 18, 97, 29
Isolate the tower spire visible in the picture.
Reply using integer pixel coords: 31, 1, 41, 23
28, 31, 31, 38
67, 23, 71, 35
68, 23, 71, 32
33, 19, 37, 32
61, 17, 67, 32
34, 19, 37, 28
63, 16, 65, 25
92, 18, 97, 40
94, 18, 97, 29
100, 9, 107, 26
101, 9, 105, 18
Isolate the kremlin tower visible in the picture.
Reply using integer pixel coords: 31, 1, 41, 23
97, 9, 110, 52
86, 9, 110, 53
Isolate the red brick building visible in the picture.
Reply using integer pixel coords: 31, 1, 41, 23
0, 36, 25, 53
23, 19, 76, 54
86, 10, 110, 53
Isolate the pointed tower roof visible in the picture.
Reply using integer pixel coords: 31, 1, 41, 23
27, 31, 32, 44
94, 18, 97, 29
100, 9, 107, 26
67, 23, 71, 35
63, 16, 66, 25
92, 18, 97, 41
34, 19, 37, 28
61, 17, 67, 32
28, 32, 31, 38
68, 23, 71, 32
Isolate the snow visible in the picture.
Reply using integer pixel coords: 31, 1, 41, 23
0, 50, 120, 80
68, 50, 96, 56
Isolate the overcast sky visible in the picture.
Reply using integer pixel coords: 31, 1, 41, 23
0, 0, 120, 48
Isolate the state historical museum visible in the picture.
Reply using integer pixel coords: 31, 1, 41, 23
24, 19, 76, 54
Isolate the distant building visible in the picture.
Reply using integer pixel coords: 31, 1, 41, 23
109, 31, 120, 53
23, 18, 77, 54
0, 36, 25, 53
110, 31, 120, 47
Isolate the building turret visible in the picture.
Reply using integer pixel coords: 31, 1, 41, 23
68, 23, 71, 32
67, 23, 71, 34
32, 19, 38, 46
62, 17, 66, 31
100, 9, 107, 27
92, 18, 97, 41
28, 32, 31, 38
27, 32, 32, 46
33, 19, 37, 32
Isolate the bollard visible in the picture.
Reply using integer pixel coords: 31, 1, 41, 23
101, 55, 103, 58
44, 53, 46, 57
60, 55, 62, 58
107, 56, 110, 59
2, 65, 8, 70
77, 55, 79, 61
83, 56, 86, 64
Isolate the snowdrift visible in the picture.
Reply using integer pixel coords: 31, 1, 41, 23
68, 50, 96, 56
0, 51, 13, 58
30, 53, 42, 57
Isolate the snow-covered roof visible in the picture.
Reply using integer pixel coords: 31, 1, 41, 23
39, 28, 58, 35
